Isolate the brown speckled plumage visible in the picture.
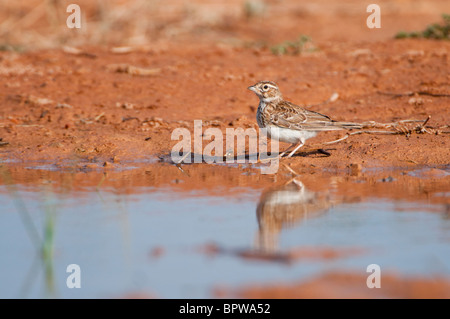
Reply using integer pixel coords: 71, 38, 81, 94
248, 81, 361, 157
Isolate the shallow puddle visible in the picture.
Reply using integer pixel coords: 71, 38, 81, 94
0, 164, 449, 298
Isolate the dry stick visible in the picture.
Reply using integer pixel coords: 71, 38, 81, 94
359, 119, 426, 129
175, 164, 190, 177
173, 150, 192, 176
322, 116, 435, 145
322, 131, 397, 145
404, 116, 430, 126
94, 112, 105, 122
282, 163, 300, 176
324, 128, 410, 145
175, 151, 191, 165
438, 125, 450, 134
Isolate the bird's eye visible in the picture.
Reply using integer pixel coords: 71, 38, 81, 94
263, 85, 269, 90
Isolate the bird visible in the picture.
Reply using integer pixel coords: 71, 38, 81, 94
255, 178, 331, 251
248, 81, 362, 158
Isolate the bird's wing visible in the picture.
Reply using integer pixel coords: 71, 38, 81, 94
268, 100, 345, 131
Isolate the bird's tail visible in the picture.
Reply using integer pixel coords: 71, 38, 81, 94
305, 121, 367, 131
330, 121, 365, 130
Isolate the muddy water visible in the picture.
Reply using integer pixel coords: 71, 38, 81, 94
0, 164, 449, 298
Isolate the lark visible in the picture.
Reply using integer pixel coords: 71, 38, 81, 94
256, 178, 331, 251
248, 81, 362, 158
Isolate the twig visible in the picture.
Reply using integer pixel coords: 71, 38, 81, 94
323, 134, 349, 144
322, 115, 439, 145
175, 151, 191, 164
175, 163, 190, 177
170, 151, 191, 176
94, 112, 105, 121
62, 46, 97, 59
323, 130, 399, 145
282, 163, 300, 175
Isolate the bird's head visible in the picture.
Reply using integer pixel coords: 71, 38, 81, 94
248, 81, 282, 102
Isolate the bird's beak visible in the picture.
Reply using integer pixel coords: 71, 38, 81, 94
248, 85, 258, 93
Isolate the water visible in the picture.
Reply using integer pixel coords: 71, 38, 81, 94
0, 165, 449, 298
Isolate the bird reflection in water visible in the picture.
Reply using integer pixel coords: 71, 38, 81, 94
255, 178, 332, 252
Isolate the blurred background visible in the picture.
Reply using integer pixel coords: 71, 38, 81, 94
1, 0, 449, 50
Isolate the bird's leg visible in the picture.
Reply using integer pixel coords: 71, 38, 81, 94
278, 143, 295, 158
287, 140, 305, 158
291, 178, 305, 190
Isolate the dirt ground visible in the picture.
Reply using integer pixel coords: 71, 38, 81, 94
0, 0, 449, 298
1, 0, 449, 170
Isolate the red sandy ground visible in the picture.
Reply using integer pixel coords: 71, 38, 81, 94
0, 39, 449, 170
0, 0, 449, 298
0, 0, 449, 170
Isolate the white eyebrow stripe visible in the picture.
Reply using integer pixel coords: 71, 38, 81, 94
262, 84, 278, 89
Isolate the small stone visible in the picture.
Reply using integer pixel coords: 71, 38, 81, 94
122, 102, 134, 110
56, 103, 73, 108
408, 97, 424, 106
